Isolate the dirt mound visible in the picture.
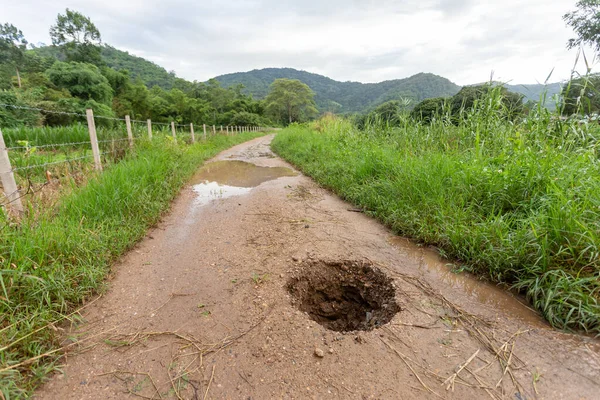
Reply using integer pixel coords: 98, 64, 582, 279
287, 260, 400, 332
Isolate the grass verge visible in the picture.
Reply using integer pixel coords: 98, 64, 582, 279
272, 116, 600, 335
0, 131, 263, 397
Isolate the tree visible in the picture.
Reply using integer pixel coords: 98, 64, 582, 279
564, 0, 600, 51
0, 23, 28, 88
410, 97, 448, 123
371, 100, 404, 125
50, 9, 102, 65
561, 73, 600, 115
46, 61, 113, 105
229, 111, 263, 126
451, 84, 524, 121
264, 79, 317, 124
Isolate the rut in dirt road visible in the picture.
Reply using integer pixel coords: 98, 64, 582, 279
38, 135, 600, 399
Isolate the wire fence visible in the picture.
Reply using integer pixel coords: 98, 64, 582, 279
0, 103, 268, 214
11, 154, 97, 172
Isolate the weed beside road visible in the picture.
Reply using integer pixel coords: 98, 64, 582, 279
0, 131, 263, 397
272, 99, 600, 336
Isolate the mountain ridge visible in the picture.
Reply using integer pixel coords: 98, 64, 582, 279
214, 68, 462, 113
31, 45, 564, 113
215, 68, 563, 113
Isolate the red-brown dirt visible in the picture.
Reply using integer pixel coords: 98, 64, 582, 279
37, 135, 600, 399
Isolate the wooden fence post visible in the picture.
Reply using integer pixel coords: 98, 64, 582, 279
203, 124, 207, 140
147, 119, 153, 140
0, 128, 23, 214
226, 126, 229, 136
125, 115, 134, 149
212, 125, 216, 136
171, 121, 176, 138
190, 123, 195, 143
85, 109, 103, 172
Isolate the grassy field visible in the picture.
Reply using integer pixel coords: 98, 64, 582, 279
0, 130, 263, 397
272, 96, 600, 335
2, 123, 195, 186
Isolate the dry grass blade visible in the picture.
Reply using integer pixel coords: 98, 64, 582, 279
465, 367, 501, 400
203, 365, 215, 400
378, 268, 531, 398
0, 294, 103, 353
0, 325, 118, 374
380, 337, 443, 398
97, 370, 163, 400
443, 349, 480, 391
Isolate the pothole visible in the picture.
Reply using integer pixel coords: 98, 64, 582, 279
287, 260, 400, 332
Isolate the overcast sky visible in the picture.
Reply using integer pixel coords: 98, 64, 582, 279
1, 0, 594, 85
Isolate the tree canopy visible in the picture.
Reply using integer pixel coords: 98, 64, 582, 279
50, 9, 102, 64
409, 84, 525, 124
410, 97, 448, 123
46, 61, 113, 105
0, 11, 276, 128
564, 0, 600, 52
264, 78, 318, 124
561, 73, 600, 115
216, 68, 461, 114
0, 23, 28, 88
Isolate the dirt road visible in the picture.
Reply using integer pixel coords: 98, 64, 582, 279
38, 135, 600, 399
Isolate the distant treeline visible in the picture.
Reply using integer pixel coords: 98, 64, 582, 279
355, 76, 600, 128
0, 11, 273, 128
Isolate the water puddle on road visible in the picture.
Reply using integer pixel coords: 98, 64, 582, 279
190, 160, 297, 207
387, 236, 547, 327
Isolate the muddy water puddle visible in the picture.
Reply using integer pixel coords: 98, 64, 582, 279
388, 236, 547, 327
191, 160, 296, 207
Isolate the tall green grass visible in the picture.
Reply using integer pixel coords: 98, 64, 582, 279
0, 131, 263, 397
272, 92, 600, 335
2, 124, 129, 147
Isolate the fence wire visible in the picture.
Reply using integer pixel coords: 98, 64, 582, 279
11, 154, 99, 172
0, 103, 261, 129
4, 141, 92, 151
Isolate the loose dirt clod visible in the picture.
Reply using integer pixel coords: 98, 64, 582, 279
287, 260, 400, 332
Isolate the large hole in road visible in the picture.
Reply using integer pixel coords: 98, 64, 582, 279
287, 260, 400, 332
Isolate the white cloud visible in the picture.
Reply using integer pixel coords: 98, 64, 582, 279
1, 0, 594, 85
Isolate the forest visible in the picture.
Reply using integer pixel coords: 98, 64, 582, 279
1, 8, 594, 130
0, 11, 273, 128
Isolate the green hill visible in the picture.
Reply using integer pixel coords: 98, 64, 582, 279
31, 45, 178, 89
31, 46, 565, 113
505, 83, 562, 109
215, 68, 462, 113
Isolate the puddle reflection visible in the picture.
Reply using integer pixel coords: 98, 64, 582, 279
190, 160, 296, 207
388, 236, 547, 326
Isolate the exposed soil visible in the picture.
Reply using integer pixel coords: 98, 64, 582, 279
287, 260, 400, 332
37, 135, 600, 399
